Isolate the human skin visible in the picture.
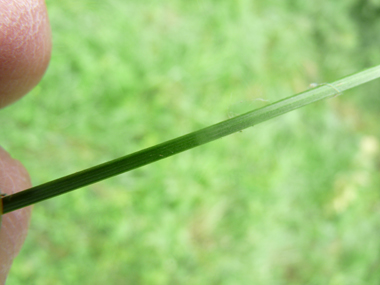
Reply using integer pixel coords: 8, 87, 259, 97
0, 0, 51, 283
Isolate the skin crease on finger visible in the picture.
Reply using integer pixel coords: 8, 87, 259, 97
0, 0, 52, 283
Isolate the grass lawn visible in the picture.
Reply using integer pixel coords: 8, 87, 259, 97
1, 0, 380, 284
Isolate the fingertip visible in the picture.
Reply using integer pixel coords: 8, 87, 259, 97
0, 0, 52, 109
0, 146, 32, 284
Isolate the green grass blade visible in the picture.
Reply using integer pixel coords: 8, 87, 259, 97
2, 65, 380, 214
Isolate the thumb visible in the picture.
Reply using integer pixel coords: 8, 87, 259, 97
0, 0, 51, 108
0, 147, 32, 284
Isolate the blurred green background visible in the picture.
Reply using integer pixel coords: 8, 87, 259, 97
1, 0, 380, 284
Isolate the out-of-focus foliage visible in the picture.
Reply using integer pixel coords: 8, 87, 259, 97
1, 0, 380, 284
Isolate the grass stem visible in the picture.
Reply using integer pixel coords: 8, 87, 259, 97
2, 65, 380, 214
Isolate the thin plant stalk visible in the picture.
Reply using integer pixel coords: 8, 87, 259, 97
2, 65, 380, 214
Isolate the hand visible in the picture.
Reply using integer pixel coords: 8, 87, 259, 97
0, 0, 51, 283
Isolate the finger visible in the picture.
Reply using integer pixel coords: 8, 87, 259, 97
0, 0, 52, 109
0, 146, 32, 284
